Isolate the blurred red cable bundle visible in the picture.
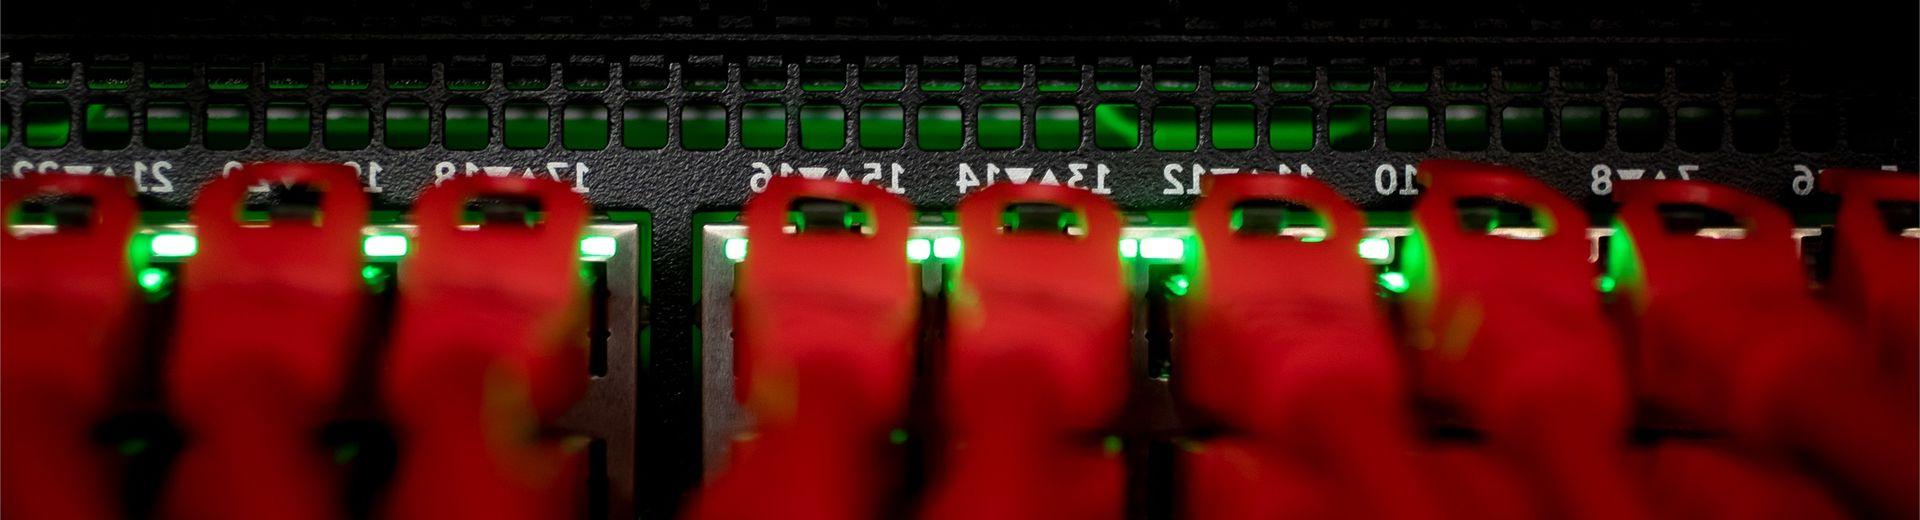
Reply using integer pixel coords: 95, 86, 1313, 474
382, 175, 592, 520
1402, 161, 1646, 518
1180, 174, 1442, 519
2, 174, 141, 520
163, 163, 367, 520
1821, 169, 1919, 401
1, 162, 1914, 519
1610, 176, 1918, 519
921, 183, 1131, 519
692, 178, 921, 520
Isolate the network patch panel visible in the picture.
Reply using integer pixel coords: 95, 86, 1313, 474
3, 0, 1917, 517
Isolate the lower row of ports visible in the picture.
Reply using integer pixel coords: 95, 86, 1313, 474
4, 160, 1913, 518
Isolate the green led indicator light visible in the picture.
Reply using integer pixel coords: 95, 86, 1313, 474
361, 265, 390, 289
117, 438, 150, 456
1165, 274, 1191, 297
136, 267, 171, 294
932, 236, 963, 259
1140, 237, 1184, 260
1120, 238, 1139, 258
1358, 236, 1394, 264
889, 428, 910, 445
332, 443, 360, 465
363, 235, 408, 258
1378, 272, 1410, 294
723, 238, 749, 262
1103, 435, 1123, 455
1596, 275, 1617, 294
150, 233, 198, 258
907, 238, 932, 262
580, 236, 618, 259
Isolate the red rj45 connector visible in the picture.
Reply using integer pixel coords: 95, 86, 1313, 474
920, 183, 1130, 520
164, 163, 367, 520
1179, 174, 1440, 519
1820, 169, 1919, 400
1400, 160, 1647, 519
1610, 179, 1918, 518
2, 174, 141, 520
382, 176, 591, 520
691, 178, 919, 520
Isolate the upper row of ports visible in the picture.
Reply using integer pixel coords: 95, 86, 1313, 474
3, 98, 1876, 154
3, 59, 1857, 96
